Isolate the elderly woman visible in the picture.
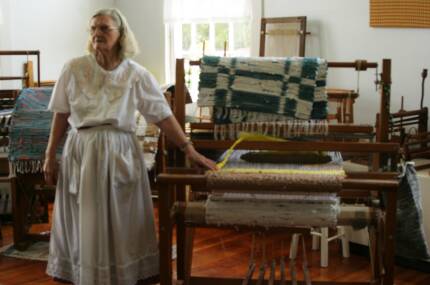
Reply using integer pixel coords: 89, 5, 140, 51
43, 8, 216, 285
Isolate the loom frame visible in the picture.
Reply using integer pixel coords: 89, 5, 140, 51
0, 50, 41, 87
157, 57, 399, 285
259, 16, 308, 57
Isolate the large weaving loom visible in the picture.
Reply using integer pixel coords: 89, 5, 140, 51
158, 57, 399, 285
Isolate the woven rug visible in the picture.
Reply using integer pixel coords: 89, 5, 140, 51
0, 241, 49, 261
8, 87, 61, 174
198, 55, 328, 123
0, 242, 177, 261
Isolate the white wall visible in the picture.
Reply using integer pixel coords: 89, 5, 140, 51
2, 0, 429, 126
0, 0, 113, 88
115, 0, 166, 83
264, 0, 430, 125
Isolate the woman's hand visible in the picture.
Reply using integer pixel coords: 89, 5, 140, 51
43, 157, 58, 186
183, 144, 218, 171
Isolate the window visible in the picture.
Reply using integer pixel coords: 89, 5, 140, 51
164, 0, 254, 101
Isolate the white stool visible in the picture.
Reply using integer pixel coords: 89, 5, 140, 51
289, 227, 350, 268
311, 226, 350, 267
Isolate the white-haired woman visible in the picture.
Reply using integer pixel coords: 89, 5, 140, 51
43, 8, 216, 285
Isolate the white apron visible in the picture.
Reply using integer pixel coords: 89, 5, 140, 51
46, 126, 159, 285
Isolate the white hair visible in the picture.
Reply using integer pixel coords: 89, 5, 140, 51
86, 8, 139, 59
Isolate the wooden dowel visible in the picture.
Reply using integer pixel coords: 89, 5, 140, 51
192, 139, 399, 153
289, 259, 297, 285
390, 121, 423, 129
241, 262, 256, 285
268, 260, 275, 285
404, 138, 430, 146
189, 122, 374, 134
158, 173, 398, 193
279, 256, 286, 285
390, 116, 422, 125
327, 61, 378, 70
256, 263, 266, 285
0, 76, 29, 80
177, 202, 378, 227
0, 50, 40, 55
189, 59, 378, 70
391, 109, 427, 118
409, 150, 430, 158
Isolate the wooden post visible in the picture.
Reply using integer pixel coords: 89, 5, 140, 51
259, 19, 266, 57
11, 177, 30, 250
378, 59, 391, 145
383, 191, 397, 285
374, 59, 392, 170
299, 16, 307, 57
159, 183, 174, 285
23, 60, 34, 87
174, 58, 193, 284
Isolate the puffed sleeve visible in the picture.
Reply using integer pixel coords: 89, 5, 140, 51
136, 69, 173, 123
47, 63, 71, 113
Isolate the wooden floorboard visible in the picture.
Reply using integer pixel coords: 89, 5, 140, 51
1, 204, 430, 285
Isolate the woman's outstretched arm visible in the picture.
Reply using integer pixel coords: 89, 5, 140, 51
156, 115, 217, 170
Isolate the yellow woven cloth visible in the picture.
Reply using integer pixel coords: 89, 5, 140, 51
208, 132, 345, 192
370, 0, 430, 28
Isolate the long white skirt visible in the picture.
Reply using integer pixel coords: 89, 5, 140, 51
46, 126, 159, 285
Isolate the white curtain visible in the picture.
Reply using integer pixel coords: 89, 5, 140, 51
164, 0, 253, 23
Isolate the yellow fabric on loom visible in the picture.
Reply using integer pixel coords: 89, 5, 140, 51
216, 132, 287, 169
218, 168, 346, 176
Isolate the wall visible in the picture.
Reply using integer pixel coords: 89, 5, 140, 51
0, 0, 113, 88
264, 0, 430, 125
114, 0, 166, 83
2, 0, 429, 126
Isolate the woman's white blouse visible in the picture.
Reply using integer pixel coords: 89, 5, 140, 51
48, 55, 172, 131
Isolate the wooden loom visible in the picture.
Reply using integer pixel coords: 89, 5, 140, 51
157, 58, 399, 285
0, 50, 41, 88
0, 50, 42, 243
387, 69, 429, 170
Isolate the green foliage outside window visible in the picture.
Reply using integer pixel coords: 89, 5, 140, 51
182, 24, 191, 50
234, 22, 250, 49
215, 23, 228, 50
197, 23, 209, 48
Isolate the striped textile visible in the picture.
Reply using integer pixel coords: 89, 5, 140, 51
198, 55, 328, 123
205, 150, 343, 227
8, 88, 62, 174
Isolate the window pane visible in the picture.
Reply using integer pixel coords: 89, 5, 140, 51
182, 24, 191, 50
196, 23, 209, 47
215, 23, 228, 50
234, 22, 250, 49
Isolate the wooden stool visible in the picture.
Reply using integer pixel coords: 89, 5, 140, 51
289, 227, 350, 267
310, 226, 350, 267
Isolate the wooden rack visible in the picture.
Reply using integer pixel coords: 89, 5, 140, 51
0, 50, 41, 87
259, 16, 308, 57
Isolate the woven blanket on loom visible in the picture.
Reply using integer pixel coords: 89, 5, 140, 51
205, 150, 344, 227
198, 55, 328, 123
8, 88, 62, 174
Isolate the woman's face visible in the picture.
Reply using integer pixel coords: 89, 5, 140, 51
90, 15, 121, 54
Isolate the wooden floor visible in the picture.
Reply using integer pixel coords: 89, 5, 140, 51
1, 204, 430, 285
